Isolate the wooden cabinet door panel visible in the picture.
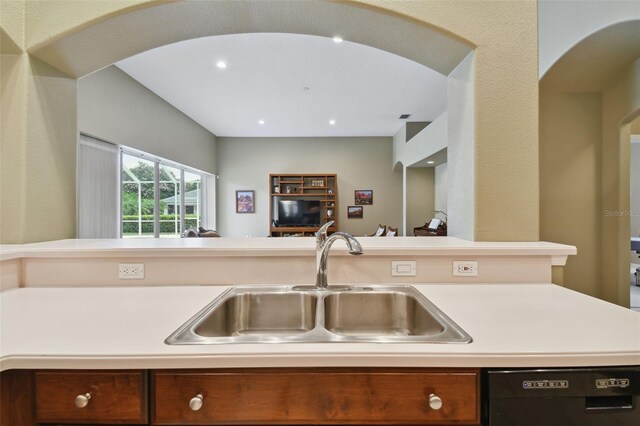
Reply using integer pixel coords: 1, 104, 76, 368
35, 370, 148, 424
152, 368, 479, 425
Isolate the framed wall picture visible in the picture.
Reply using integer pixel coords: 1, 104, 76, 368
354, 190, 373, 205
347, 205, 363, 219
236, 190, 255, 213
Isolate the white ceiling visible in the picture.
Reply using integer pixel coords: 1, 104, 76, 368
116, 33, 447, 137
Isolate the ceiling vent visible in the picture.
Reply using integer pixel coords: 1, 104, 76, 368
399, 114, 411, 119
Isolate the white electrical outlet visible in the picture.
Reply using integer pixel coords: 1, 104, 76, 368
391, 261, 417, 277
119, 263, 144, 279
453, 261, 478, 277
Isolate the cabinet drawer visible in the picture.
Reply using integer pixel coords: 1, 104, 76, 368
152, 368, 480, 425
35, 370, 148, 424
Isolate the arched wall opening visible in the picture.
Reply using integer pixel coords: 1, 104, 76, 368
540, 20, 640, 307
0, 0, 541, 244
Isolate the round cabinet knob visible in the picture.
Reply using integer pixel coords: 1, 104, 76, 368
189, 394, 204, 411
428, 393, 443, 410
75, 393, 91, 408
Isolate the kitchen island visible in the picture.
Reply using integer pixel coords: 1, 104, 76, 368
1, 284, 639, 426
1, 284, 638, 370
1, 238, 638, 425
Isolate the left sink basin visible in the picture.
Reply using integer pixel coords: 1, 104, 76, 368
166, 288, 318, 344
195, 292, 318, 337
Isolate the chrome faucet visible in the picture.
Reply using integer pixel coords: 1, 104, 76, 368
315, 221, 363, 289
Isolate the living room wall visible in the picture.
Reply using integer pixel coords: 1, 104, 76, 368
216, 137, 402, 237
78, 65, 217, 174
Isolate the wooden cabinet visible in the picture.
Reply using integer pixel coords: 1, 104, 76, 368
269, 174, 338, 237
1, 367, 480, 425
151, 368, 480, 425
34, 370, 148, 424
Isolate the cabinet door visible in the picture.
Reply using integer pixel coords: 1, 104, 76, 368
35, 370, 148, 424
152, 368, 480, 425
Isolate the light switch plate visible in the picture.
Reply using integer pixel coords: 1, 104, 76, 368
453, 261, 478, 277
119, 263, 144, 279
391, 261, 417, 277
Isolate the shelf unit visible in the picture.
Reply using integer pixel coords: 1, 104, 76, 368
269, 174, 338, 237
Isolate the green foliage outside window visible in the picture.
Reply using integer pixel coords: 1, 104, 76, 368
122, 214, 198, 234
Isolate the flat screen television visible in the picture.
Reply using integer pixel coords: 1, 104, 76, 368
277, 200, 321, 227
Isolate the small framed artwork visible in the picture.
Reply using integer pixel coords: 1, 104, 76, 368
311, 179, 325, 187
355, 190, 373, 205
236, 190, 255, 213
347, 206, 364, 219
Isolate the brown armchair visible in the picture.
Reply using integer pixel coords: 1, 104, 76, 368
413, 220, 447, 237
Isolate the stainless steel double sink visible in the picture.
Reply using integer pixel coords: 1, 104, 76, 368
166, 285, 472, 344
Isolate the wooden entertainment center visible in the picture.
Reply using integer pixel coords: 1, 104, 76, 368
269, 174, 338, 237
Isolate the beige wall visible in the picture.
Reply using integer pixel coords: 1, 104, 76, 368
540, 56, 640, 307
216, 137, 402, 238
0, 0, 541, 245
540, 92, 603, 295
601, 57, 640, 306
1, 50, 77, 243
78, 65, 217, 174
24, 1, 156, 51
406, 167, 435, 234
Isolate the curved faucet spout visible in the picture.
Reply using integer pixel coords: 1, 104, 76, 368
315, 226, 363, 289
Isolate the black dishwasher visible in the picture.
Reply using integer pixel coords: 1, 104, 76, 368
484, 367, 640, 425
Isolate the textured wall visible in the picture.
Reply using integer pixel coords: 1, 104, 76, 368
540, 91, 603, 295
601, 58, 640, 306
24, 0, 155, 50
447, 52, 475, 241
216, 137, 402, 238
1, 52, 77, 243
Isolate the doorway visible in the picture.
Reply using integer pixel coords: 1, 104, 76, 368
629, 116, 640, 312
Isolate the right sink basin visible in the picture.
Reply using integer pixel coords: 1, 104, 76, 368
323, 291, 446, 337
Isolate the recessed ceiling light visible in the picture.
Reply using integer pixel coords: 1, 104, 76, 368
333, 36, 343, 43
258, 120, 265, 125
427, 161, 435, 164
216, 61, 227, 69
329, 120, 336, 125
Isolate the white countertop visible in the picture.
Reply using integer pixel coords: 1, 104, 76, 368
0, 237, 576, 264
1, 284, 638, 371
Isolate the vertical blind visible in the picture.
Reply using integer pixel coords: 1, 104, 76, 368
77, 134, 119, 238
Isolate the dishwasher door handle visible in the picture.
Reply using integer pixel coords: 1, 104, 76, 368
585, 396, 634, 412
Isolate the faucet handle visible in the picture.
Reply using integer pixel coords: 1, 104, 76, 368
316, 221, 334, 247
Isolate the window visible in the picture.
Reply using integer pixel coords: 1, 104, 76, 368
120, 149, 211, 238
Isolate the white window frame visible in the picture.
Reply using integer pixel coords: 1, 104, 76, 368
119, 146, 214, 238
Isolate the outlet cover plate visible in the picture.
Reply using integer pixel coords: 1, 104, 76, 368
119, 263, 145, 280
391, 261, 417, 277
453, 261, 478, 277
